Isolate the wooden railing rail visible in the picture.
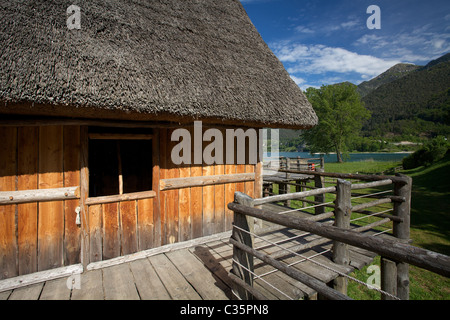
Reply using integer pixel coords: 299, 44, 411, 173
229, 173, 450, 300
0, 186, 80, 205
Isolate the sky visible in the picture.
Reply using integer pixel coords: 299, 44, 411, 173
240, 0, 450, 90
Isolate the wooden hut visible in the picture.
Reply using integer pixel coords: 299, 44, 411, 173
0, 0, 317, 279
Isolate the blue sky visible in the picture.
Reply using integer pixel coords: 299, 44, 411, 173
240, 0, 450, 90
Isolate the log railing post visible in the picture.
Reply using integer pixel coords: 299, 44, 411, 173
392, 173, 412, 300
314, 168, 325, 215
285, 158, 291, 207
231, 192, 255, 300
333, 179, 352, 295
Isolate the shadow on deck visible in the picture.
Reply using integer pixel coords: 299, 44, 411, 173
0, 221, 376, 300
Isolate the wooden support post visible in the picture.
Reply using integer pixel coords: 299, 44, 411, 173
381, 257, 397, 300
393, 174, 412, 300
231, 192, 254, 300
285, 159, 291, 207
80, 126, 90, 269
333, 179, 352, 295
314, 168, 325, 215
320, 156, 325, 170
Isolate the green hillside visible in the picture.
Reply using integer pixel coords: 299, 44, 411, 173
357, 63, 420, 98
361, 53, 450, 138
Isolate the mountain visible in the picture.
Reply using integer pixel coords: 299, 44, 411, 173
360, 53, 450, 138
357, 63, 421, 98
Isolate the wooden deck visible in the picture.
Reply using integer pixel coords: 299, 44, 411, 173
0, 218, 377, 300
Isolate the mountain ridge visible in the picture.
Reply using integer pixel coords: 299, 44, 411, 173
359, 52, 450, 137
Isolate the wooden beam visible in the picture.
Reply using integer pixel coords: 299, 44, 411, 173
160, 172, 255, 191
0, 187, 79, 205
253, 186, 336, 206
351, 198, 392, 212
85, 190, 156, 205
88, 133, 153, 140
228, 202, 450, 277
0, 264, 83, 293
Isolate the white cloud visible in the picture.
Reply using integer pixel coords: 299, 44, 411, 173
354, 28, 450, 63
274, 42, 399, 78
290, 75, 306, 85
294, 25, 315, 34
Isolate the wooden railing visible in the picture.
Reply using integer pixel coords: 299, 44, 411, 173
263, 156, 324, 172
228, 172, 450, 300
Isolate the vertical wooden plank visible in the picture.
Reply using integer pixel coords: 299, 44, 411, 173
119, 200, 138, 255
214, 129, 225, 233
202, 127, 215, 237
190, 126, 203, 239
235, 133, 245, 194
166, 129, 179, 244
151, 129, 161, 248
244, 129, 255, 199
137, 198, 154, 250
159, 128, 167, 245
245, 165, 255, 199
17, 126, 38, 276
38, 126, 64, 271
179, 160, 191, 242
224, 161, 236, 232
63, 126, 81, 266
102, 202, 120, 260
88, 204, 102, 262
254, 161, 263, 200
0, 127, 18, 280
79, 126, 90, 268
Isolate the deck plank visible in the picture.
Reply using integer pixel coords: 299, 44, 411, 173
0, 290, 11, 300
40, 277, 71, 300
70, 269, 104, 300
166, 249, 230, 300
102, 263, 140, 300
148, 254, 201, 300
129, 258, 171, 300
8, 283, 43, 300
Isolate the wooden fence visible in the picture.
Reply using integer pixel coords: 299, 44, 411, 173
228, 170, 450, 300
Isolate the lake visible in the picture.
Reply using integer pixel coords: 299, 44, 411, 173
268, 152, 411, 163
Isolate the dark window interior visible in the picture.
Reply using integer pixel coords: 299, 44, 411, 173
88, 128, 153, 198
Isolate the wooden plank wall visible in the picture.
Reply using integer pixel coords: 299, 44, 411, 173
0, 124, 261, 273
158, 128, 258, 247
0, 125, 81, 280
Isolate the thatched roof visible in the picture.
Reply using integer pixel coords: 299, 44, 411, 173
0, 0, 317, 129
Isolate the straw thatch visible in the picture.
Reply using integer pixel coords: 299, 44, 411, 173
0, 0, 317, 129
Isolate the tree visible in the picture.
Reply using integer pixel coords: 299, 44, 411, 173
302, 83, 370, 162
